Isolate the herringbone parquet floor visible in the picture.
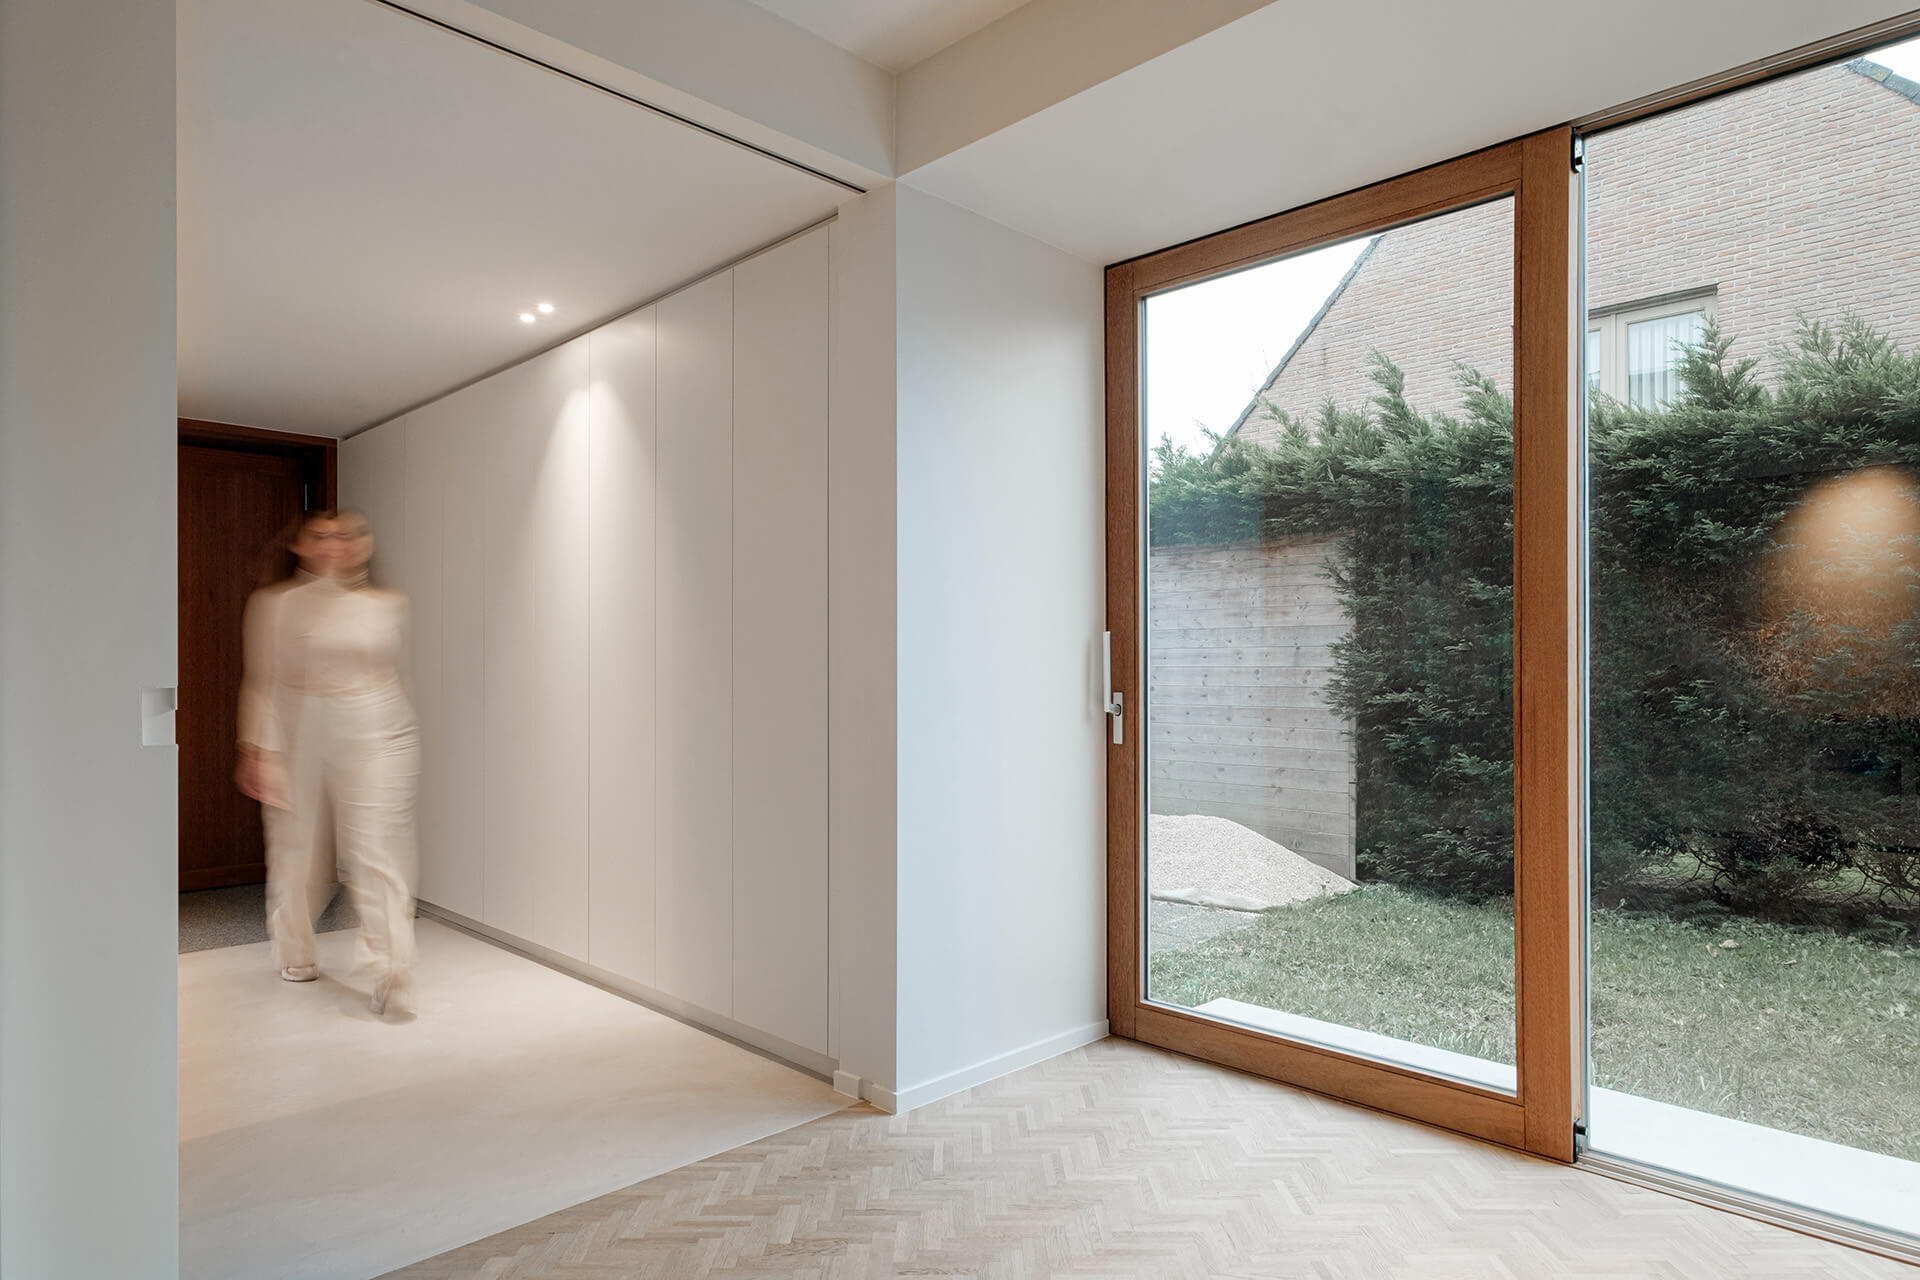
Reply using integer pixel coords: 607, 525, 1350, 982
388, 1038, 1916, 1279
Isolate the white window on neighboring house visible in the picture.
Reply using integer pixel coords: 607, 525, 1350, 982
1585, 290, 1716, 409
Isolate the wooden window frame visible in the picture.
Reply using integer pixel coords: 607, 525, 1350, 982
1105, 128, 1581, 1160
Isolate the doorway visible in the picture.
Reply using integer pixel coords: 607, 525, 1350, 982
171, 0, 858, 1272
177, 418, 335, 891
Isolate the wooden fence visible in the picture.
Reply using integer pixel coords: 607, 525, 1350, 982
1148, 538, 1357, 878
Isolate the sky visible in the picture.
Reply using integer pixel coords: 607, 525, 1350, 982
1871, 34, 1920, 81
1142, 35, 1920, 462
1144, 237, 1371, 457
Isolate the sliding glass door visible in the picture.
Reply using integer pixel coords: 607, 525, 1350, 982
1107, 132, 1580, 1157
1578, 36, 1920, 1244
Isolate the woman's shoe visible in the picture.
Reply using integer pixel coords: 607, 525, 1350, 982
370, 972, 407, 1015
280, 965, 318, 982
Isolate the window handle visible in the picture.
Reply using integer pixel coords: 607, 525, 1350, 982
1102, 631, 1124, 746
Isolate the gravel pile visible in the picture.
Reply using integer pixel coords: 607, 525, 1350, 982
1148, 814, 1354, 912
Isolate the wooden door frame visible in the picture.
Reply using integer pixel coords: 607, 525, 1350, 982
1105, 128, 1581, 1160
178, 417, 338, 509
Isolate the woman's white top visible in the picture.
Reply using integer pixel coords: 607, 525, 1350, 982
239, 575, 409, 752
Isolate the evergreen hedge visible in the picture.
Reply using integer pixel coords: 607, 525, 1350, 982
1152, 320, 1920, 918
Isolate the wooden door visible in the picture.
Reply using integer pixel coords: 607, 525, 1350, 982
178, 444, 306, 890
1105, 130, 1581, 1159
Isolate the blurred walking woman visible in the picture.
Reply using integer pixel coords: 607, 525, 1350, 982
247, 510, 422, 1014
237, 511, 335, 983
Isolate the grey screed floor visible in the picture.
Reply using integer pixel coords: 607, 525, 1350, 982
388, 1037, 1915, 1279
179, 881, 358, 953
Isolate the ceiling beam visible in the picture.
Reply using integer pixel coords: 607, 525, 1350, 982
395, 0, 897, 188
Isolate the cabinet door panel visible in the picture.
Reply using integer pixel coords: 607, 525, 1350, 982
439, 391, 490, 925
588, 309, 659, 985
481, 341, 591, 956
655, 273, 735, 1015
402, 408, 456, 914
731, 230, 830, 1053
341, 420, 407, 583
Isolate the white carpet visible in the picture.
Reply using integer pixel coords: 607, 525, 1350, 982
179, 917, 847, 1280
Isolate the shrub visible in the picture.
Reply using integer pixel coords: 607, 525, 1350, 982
1151, 320, 1920, 919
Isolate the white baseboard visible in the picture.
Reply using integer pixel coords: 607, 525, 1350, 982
416, 901, 838, 1080
880, 1019, 1110, 1115
418, 903, 1108, 1120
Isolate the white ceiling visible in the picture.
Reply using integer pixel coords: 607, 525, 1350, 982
747, 0, 1032, 72
179, 0, 849, 437
902, 0, 1913, 264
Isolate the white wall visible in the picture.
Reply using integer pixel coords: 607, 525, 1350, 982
0, 0, 179, 1275
342, 226, 833, 1067
891, 187, 1108, 1109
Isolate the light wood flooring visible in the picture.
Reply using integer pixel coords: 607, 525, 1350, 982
389, 1037, 1915, 1278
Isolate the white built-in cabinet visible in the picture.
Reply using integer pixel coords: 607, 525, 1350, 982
401, 400, 452, 915
654, 272, 736, 1016
586, 307, 659, 989
340, 224, 832, 1059
730, 231, 830, 1050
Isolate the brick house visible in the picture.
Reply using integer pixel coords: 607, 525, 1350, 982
1149, 57, 1920, 878
1230, 57, 1920, 442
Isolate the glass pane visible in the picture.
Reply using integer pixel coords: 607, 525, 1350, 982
1624, 310, 1703, 408
1585, 38, 1920, 1239
1143, 198, 1516, 1091
1586, 327, 1603, 391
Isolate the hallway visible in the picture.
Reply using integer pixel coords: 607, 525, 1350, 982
179, 918, 845, 1280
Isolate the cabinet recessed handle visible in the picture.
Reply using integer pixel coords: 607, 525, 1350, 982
141, 687, 176, 747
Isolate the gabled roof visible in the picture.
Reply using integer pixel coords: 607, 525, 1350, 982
1218, 237, 1378, 444
1848, 57, 1920, 104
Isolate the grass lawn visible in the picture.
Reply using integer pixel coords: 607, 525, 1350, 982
1148, 884, 1920, 1162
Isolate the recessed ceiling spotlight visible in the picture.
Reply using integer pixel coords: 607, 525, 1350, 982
518, 312, 536, 324
536, 302, 554, 314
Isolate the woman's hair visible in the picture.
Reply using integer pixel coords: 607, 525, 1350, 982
255, 509, 332, 589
